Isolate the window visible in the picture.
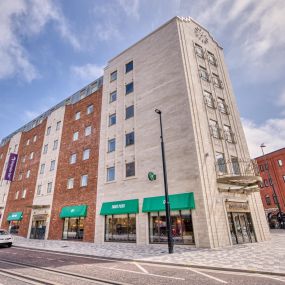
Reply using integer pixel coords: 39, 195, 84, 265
67, 178, 74, 189
231, 157, 240, 175
283, 175, 285, 182
46, 126, 51, 136
217, 97, 228, 114
216, 152, 227, 174
91, 82, 98, 93
224, 125, 234, 143
33, 135, 37, 142
126, 131, 135, 146
125, 82, 134, 95
273, 195, 278, 204
108, 138, 116, 152
265, 195, 271, 205
259, 165, 264, 172
26, 139, 30, 146
26, 170, 31, 178
14, 144, 18, 152
73, 131, 79, 141
53, 140, 58, 150
209, 120, 221, 139
199, 66, 209, 81
278, 159, 283, 167
83, 149, 90, 160
75, 111, 81, 120
212, 73, 223, 88
62, 217, 84, 240
22, 156, 26, 163
40, 164, 45, 174
47, 182, 52, 193
195, 43, 204, 58
259, 181, 264, 188
207, 51, 217, 66
22, 189, 26, 199
203, 90, 215, 108
37, 185, 42, 195
15, 191, 19, 200
80, 174, 88, 187
264, 179, 269, 187
85, 126, 92, 136
265, 163, 269, 170
43, 144, 48, 154
87, 105, 94, 114
110, 70, 117, 82
125, 61, 133, 73
70, 153, 77, 164
109, 91, 117, 103
56, 121, 61, 131
126, 105, 134, 119
0, 153, 3, 160
269, 177, 273, 185
109, 114, 116, 126
18, 173, 22, 181
29, 152, 34, 160
80, 90, 86, 100
126, 162, 135, 177
107, 167, 115, 182
50, 160, 55, 171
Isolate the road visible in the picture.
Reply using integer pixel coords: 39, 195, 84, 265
0, 246, 284, 285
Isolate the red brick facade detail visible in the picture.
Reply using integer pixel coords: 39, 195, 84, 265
2, 120, 47, 237
48, 88, 102, 242
256, 148, 285, 215
0, 141, 9, 180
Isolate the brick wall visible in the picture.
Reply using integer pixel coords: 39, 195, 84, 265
0, 142, 9, 180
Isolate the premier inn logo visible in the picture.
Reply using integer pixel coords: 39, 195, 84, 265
112, 204, 126, 209
71, 209, 75, 212
11, 214, 18, 218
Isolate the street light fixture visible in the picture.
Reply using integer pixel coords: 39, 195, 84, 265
260, 144, 284, 229
155, 109, 174, 254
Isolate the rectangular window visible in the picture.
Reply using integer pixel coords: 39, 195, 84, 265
62, 217, 84, 240
70, 153, 77, 164
199, 66, 209, 81
47, 182, 52, 193
80, 174, 88, 187
22, 156, 26, 163
216, 152, 227, 174
259, 165, 264, 172
273, 195, 278, 204
126, 105, 134, 119
26, 139, 30, 146
109, 114, 116, 126
207, 51, 217, 66
43, 144, 48, 154
46, 126, 51, 135
73, 131, 79, 141
87, 105, 94, 114
67, 178, 74, 189
108, 138, 116, 152
283, 175, 285, 182
40, 164, 45, 174
224, 125, 234, 143
29, 152, 34, 160
80, 90, 86, 100
22, 189, 27, 199
75, 111, 81, 120
83, 149, 90, 160
110, 70, 117, 82
195, 43, 204, 58
50, 160, 55, 171
231, 157, 240, 175
91, 82, 98, 93
264, 179, 269, 187
278, 159, 283, 167
125, 82, 134, 95
126, 131, 135, 146
265, 195, 271, 205
217, 97, 228, 114
107, 167, 115, 182
26, 170, 31, 178
56, 121, 61, 131
109, 91, 117, 103
203, 90, 215, 108
33, 135, 37, 142
126, 162, 135, 177
209, 120, 220, 139
213, 73, 223, 88
15, 191, 19, 200
18, 173, 22, 181
53, 139, 58, 150
37, 185, 42, 195
125, 61, 133, 73
85, 126, 92, 136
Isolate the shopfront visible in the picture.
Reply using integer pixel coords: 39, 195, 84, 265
60, 205, 87, 240
100, 199, 138, 242
142, 193, 195, 245
226, 201, 256, 244
7, 212, 23, 234
30, 214, 47, 240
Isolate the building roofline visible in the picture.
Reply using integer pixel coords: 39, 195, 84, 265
255, 147, 285, 159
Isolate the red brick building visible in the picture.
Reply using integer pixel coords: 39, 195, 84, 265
256, 148, 285, 227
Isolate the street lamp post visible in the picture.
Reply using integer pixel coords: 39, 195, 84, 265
260, 144, 284, 229
155, 109, 174, 254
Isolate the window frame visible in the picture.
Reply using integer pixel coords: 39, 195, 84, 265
125, 82, 134, 95
126, 131, 135, 146
125, 60, 133, 73
107, 166, 115, 182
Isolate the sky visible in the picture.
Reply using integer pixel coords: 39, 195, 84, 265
0, 0, 285, 158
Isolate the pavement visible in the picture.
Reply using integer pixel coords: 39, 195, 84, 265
11, 230, 285, 276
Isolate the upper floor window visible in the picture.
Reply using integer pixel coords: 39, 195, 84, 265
126, 162, 135, 177
13, 144, 18, 152
26, 170, 31, 178
217, 97, 228, 114
195, 43, 204, 58
29, 152, 34, 160
85, 126, 92, 136
264, 179, 269, 187
33, 135, 37, 143
83, 149, 90, 160
0, 153, 3, 160
22, 189, 27, 199
108, 138, 116, 153
80, 174, 88, 187
67, 178, 74, 189
47, 182, 52, 194
73, 131, 79, 141
212, 73, 223, 88
110, 70, 117, 82
278, 159, 283, 167
56, 121, 61, 131
46, 126, 51, 136
22, 156, 26, 163
273, 195, 278, 204
70, 153, 77, 164
109, 91, 117, 103
37, 185, 42, 195
107, 166, 115, 182
207, 51, 217, 66
259, 165, 264, 172
87, 105, 94, 115
224, 125, 234, 143
265, 195, 271, 205
199, 66, 209, 81
126, 105, 134, 119
216, 152, 227, 174
109, 114, 116, 126
125, 82, 134, 95
75, 111, 81, 120
50, 160, 55, 171
126, 131, 135, 146
80, 90, 86, 100
209, 120, 221, 139
283, 175, 285, 182
15, 191, 19, 200
26, 139, 30, 146
43, 144, 48, 154
53, 140, 58, 150
203, 90, 215, 108
40, 163, 45, 174
231, 156, 240, 175
125, 61, 133, 73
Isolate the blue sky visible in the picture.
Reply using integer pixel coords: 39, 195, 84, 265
0, 0, 284, 157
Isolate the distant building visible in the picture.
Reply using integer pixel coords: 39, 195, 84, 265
256, 148, 285, 228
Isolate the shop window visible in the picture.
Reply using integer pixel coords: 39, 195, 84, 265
108, 138, 116, 153
149, 210, 194, 245
109, 91, 117, 103
87, 104, 94, 115
126, 105, 134, 119
125, 82, 134, 95
110, 71, 117, 82
126, 162, 135, 177
109, 114, 116, 126
62, 217, 84, 240
105, 214, 136, 242
126, 131, 135, 146
107, 167, 115, 182
9, 221, 20, 235
75, 111, 81, 120
125, 60, 133, 73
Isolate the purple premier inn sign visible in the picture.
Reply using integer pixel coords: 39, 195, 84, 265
4, 153, 18, 181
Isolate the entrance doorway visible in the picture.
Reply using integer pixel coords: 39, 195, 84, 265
30, 219, 46, 239
227, 212, 256, 244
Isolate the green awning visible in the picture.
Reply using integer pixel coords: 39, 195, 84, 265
7, 212, 23, 221
60, 205, 88, 218
142, 192, 195, 212
100, 199, 139, 215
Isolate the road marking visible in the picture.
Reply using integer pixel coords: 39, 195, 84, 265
133, 262, 149, 274
186, 267, 228, 284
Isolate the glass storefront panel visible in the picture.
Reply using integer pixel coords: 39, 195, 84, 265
30, 219, 46, 240
9, 221, 20, 234
105, 214, 136, 242
62, 217, 84, 240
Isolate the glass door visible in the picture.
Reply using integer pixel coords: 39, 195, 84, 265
239, 214, 250, 243
232, 213, 244, 244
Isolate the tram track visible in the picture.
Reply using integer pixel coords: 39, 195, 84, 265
0, 258, 130, 285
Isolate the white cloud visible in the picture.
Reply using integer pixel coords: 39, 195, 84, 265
0, 0, 79, 82
118, 0, 140, 19
71, 64, 104, 81
242, 117, 285, 158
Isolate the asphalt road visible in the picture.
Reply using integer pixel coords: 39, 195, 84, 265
0, 246, 284, 285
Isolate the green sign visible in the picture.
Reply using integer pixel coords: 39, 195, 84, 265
7, 212, 23, 221
148, 171, 157, 181
100, 199, 139, 215
60, 205, 88, 218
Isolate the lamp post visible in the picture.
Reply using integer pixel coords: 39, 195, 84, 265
260, 144, 284, 229
155, 109, 174, 254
